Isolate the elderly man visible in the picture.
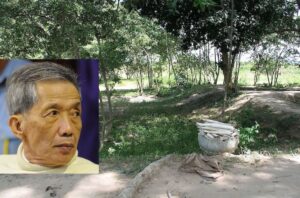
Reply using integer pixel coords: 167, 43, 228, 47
0, 62, 99, 173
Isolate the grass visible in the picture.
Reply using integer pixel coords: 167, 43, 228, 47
101, 85, 211, 173
102, 115, 200, 157
100, 63, 300, 91
238, 63, 300, 86
111, 84, 219, 116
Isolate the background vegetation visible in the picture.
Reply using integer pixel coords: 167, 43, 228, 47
0, 0, 299, 174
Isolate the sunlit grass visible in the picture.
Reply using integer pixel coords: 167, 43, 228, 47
238, 63, 300, 86
100, 62, 300, 91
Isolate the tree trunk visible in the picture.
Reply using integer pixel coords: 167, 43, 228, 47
99, 88, 105, 151
234, 53, 241, 91
137, 65, 144, 95
198, 64, 202, 85
125, 65, 130, 79
166, 33, 172, 86
220, 50, 235, 92
170, 54, 178, 84
265, 65, 272, 86
99, 64, 113, 146
214, 48, 220, 85
100, 66, 113, 122
140, 67, 144, 95
168, 56, 171, 86
273, 48, 285, 86
254, 69, 259, 86
96, 34, 113, 149
145, 51, 153, 89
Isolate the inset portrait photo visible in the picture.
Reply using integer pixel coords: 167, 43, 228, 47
0, 59, 99, 173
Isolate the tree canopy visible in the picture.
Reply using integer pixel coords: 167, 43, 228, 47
124, 0, 299, 91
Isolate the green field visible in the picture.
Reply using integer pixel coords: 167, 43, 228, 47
238, 63, 300, 86
100, 63, 300, 91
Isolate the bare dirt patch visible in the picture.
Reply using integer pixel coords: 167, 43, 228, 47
0, 171, 131, 198
133, 153, 300, 198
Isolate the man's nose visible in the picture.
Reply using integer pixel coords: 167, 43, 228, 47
59, 114, 73, 137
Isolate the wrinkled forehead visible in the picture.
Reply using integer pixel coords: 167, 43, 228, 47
35, 80, 81, 102
35, 78, 80, 91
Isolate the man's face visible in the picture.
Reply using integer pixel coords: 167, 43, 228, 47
20, 80, 82, 167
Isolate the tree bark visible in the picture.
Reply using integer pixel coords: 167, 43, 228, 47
137, 64, 144, 95
145, 51, 153, 89
96, 34, 113, 149
234, 52, 241, 91
100, 65, 113, 130
220, 50, 234, 92
214, 48, 220, 85
99, 88, 105, 151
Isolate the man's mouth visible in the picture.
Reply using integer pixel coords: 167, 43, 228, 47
54, 144, 74, 154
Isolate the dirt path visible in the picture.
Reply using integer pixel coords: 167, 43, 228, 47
134, 154, 300, 198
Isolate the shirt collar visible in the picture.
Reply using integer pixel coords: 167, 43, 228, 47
17, 142, 78, 173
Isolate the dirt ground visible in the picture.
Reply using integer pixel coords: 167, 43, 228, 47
2, 153, 298, 198
134, 153, 300, 198
0, 171, 131, 198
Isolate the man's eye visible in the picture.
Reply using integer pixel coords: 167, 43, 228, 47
73, 111, 81, 117
48, 110, 58, 116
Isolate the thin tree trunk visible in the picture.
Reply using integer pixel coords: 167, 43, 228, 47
214, 48, 220, 85
170, 54, 178, 84
254, 69, 259, 86
265, 65, 271, 86
96, 34, 113, 148
99, 88, 105, 151
198, 48, 203, 84
273, 48, 285, 86
198, 64, 202, 85
137, 65, 144, 95
234, 52, 241, 91
101, 67, 113, 124
167, 55, 171, 86
140, 66, 144, 94
166, 33, 172, 86
145, 51, 153, 89
136, 72, 141, 94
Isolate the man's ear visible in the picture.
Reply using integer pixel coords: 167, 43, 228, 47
8, 115, 25, 140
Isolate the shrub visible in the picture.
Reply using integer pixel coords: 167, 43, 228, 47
235, 105, 279, 151
239, 122, 260, 150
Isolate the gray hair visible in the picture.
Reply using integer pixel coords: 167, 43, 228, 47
6, 62, 79, 115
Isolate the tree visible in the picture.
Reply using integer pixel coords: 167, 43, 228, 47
124, 0, 298, 93
251, 35, 298, 86
79, 1, 128, 149
0, 0, 93, 58
0, 1, 46, 58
